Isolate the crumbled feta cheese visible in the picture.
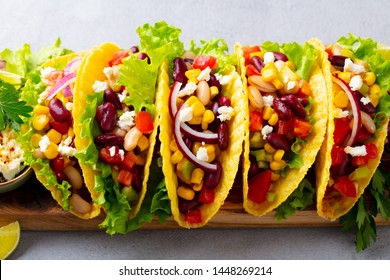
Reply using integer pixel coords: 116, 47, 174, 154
344, 145, 367, 157
197, 67, 211, 82
263, 52, 275, 64
103, 67, 114, 79
344, 58, 366, 74
38, 91, 49, 104
63, 136, 73, 146
58, 143, 77, 157
360, 96, 371, 105
261, 125, 273, 140
0, 129, 24, 181
109, 146, 116, 157
118, 149, 125, 161
334, 108, 350, 118
178, 82, 197, 97
103, 65, 120, 80
179, 106, 193, 122
287, 80, 297, 91
65, 102, 74, 111
39, 135, 51, 153
196, 147, 209, 162
217, 106, 234, 121
117, 111, 135, 131
118, 89, 128, 103
349, 75, 363, 91
215, 73, 232, 85
40, 67, 55, 79
92, 80, 108, 92
263, 95, 274, 107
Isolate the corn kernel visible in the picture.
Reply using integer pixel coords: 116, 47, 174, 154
177, 186, 195, 201
261, 63, 278, 82
191, 100, 206, 117
210, 86, 219, 98
369, 84, 381, 96
204, 144, 216, 162
170, 139, 178, 152
338, 72, 352, 84
187, 116, 202, 125
370, 94, 380, 107
191, 168, 204, 185
270, 160, 285, 171
201, 110, 215, 130
274, 149, 285, 161
188, 77, 198, 84
31, 134, 42, 148
271, 172, 280, 182
193, 183, 203, 192
264, 143, 276, 154
285, 61, 296, 71
44, 142, 59, 160
185, 69, 201, 80
250, 132, 264, 149
192, 142, 201, 155
333, 90, 349, 108
33, 105, 50, 115
268, 113, 279, 126
185, 95, 199, 106
46, 129, 62, 144
171, 150, 183, 164
67, 127, 75, 138
32, 115, 50, 131
363, 72, 376, 86
137, 135, 150, 152
263, 107, 274, 120
271, 78, 284, 90
250, 51, 264, 59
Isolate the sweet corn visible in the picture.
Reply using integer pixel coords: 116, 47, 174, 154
192, 142, 201, 154
31, 134, 42, 148
137, 135, 150, 152
185, 96, 199, 106
264, 143, 276, 154
363, 72, 376, 86
33, 105, 50, 115
46, 129, 62, 144
263, 107, 274, 120
370, 94, 380, 107
67, 127, 75, 138
201, 110, 215, 130
188, 77, 198, 84
250, 51, 264, 59
191, 100, 206, 117
270, 160, 285, 171
285, 61, 296, 71
250, 132, 264, 149
261, 63, 279, 82
204, 144, 216, 162
210, 86, 219, 98
271, 172, 280, 182
177, 186, 195, 201
171, 150, 183, 164
271, 78, 284, 90
32, 115, 50, 131
193, 183, 203, 192
44, 142, 59, 159
338, 72, 352, 84
333, 90, 349, 108
274, 149, 285, 161
185, 69, 201, 80
170, 139, 179, 152
191, 168, 204, 184
268, 113, 279, 126
187, 116, 202, 125
369, 84, 381, 96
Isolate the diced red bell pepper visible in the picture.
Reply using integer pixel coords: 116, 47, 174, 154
119, 151, 137, 170
293, 118, 311, 138
333, 176, 357, 198
356, 126, 373, 143
246, 65, 260, 76
247, 169, 272, 204
199, 188, 215, 204
242, 45, 261, 66
193, 55, 217, 70
352, 155, 369, 166
249, 111, 263, 132
185, 209, 202, 224
333, 117, 351, 146
109, 50, 130, 67
135, 111, 154, 134
117, 169, 133, 186
331, 145, 347, 166
99, 146, 123, 164
365, 143, 378, 159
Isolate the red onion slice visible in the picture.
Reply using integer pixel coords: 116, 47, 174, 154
173, 105, 218, 173
62, 85, 73, 98
65, 57, 81, 75
47, 73, 76, 100
169, 81, 182, 119
332, 75, 361, 146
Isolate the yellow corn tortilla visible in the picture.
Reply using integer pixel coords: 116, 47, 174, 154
159, 59, 246, 228
31, 53, 101, 219
236, 41, 328, 217
311, 39, 389, 220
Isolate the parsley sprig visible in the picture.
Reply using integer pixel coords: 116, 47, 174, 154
339, 169, 390, 252
0, 79, 32, 131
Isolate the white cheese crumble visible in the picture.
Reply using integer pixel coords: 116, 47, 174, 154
109, 146, 116, 157
39, 135, 51, 153
178, 82, 197, 97
117, 111, 135, 131
360, 96, 371, 105
58, 143, 77, 157
263, 95, 274, 107
0, 129, 24, 181
40, 67, 55, 80
217, 106, 234, 121
65, 102, 74, 111
197, 67, 211, 82
287, 80, 297, 91
92, 80, 108, 92
344, 58, 366, 74
37, 90, 49, 104
349, 75, 363, 91
119, 149, 125, 161
334, 108, 350, 118
179, 106, 193, 122
261, 125, 273, 140
263, 52, 275, 64
196, 147, 209, 162
118, 89, 128, 103
344, 145, 367, 157
103, 67, 114, 79
215, 73, 232, 85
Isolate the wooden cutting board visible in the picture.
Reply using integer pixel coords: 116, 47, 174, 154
1, 153, 389, 231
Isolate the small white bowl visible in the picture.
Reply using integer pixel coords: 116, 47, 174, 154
0, 167, 33, 193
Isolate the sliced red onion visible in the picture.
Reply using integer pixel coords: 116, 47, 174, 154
169, 81, 182, 119
332, 75, 361, 146
173, 105, 218, 173
62, 85, 73, 98
47, 73, 76, 100
64, 57, 81, 75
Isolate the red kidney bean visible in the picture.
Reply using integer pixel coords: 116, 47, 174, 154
248, 156, 260, 176
329, 55, 348, 67
208, 72, 222, 92
281, 95, 307, 118
183, 136, 193, 151
184, 58, 194, 64
207, 101, 221, 132
354, 91, 375, 115
204, 160, 222, 189
331, 155, 353, 177
50, 155, 65, 174
49, 98, 71, 123
217, 95, 231, 107
95, 104, 104, 123
173, 57, 188, 84
250, 56, 264, 72
50, 121, 69, 135
296, 94, 309, 106
266, 133, 291, 153
138, 52, 150, 64
55, 171, 67, 184
179, 196, 202, 214
273, 98, 293, 120
104, 89, 122, 109
100, 102, 117, 133
131, 165, 143, 193
94, 134, 124, 147
130, 46, 139, 54
273, 52, 288, 62
218, 122, 229, 151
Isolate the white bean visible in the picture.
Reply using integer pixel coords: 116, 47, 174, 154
124, 126, 142, 151
248, 86, 264, 109
63, 165, 83, 190
196, 80, 211, 106
69, 194, 91, 214
248, 75, 276, 93
360, 111, 376, 134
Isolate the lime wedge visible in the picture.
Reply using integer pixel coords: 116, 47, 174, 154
0, 221, 21, 260
0, 70, 22, 87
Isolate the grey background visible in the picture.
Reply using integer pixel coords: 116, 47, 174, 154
1, 0, 390, 259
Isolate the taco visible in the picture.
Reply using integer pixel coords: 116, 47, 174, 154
235, 40, 328, 217
159, 39, 246, 228
312, 35, 390, 220
19, 52, 101, 219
